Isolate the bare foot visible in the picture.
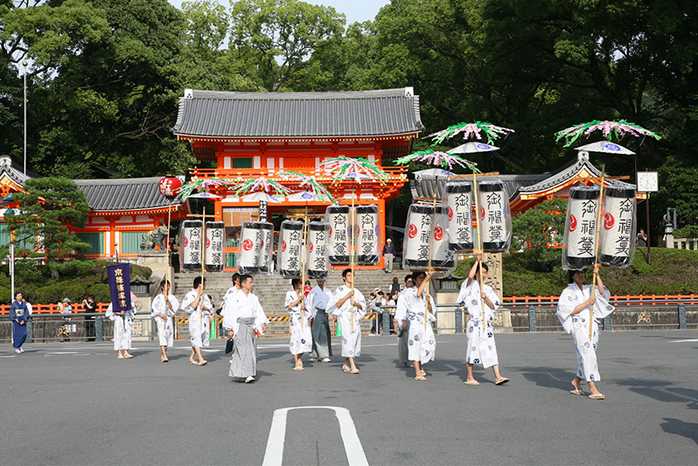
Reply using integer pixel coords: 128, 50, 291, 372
464, 379, 480, 385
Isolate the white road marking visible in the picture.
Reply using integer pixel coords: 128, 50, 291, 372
0, 355, 17, 358
46, 351, 80, 355
670, 339, 698, 343
262, 406, 369, 466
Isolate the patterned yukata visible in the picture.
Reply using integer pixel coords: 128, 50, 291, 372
457, 280, 501, 369
328, 286, 366, 358
285, 290, 313, 355
556, 284, 614, 382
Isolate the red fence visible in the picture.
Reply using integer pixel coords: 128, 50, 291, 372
0, 303, 111, 316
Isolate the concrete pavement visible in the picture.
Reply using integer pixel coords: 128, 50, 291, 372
1, 331, 696, 465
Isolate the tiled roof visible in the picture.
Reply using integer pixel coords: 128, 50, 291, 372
173, 88, 424, 138
74, 177, 179, 212
518, 155, 636, 194
0, 156, 30, 185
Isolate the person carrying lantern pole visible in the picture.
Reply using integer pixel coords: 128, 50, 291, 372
404, 271, 437, 381
328, 268, 366, 374
457, 254, 509, 386
150, 279, 178, 363
286, 278, 313, 370
180, 276, 212, 366
308, 278, 333, 363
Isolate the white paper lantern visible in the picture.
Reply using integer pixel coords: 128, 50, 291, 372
325, 205, 350, 264
181, 220, 202, 271
477, 181, 512, 253
278, 220, 304, 278
205, 221, 225, 272
446, 181, 473, 252
356, 205, 379, 265
307, 222, 330, 279
403, 203, 453, 271
237, 222, 274, 274
563, 185, 600, 270
600, 187, 636, 267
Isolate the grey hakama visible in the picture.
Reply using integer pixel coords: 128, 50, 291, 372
556, 284, 614, 382
394, 288, 411, 366
308, 286, 333, 359
227, 291, 269, 379
229, 317, 257, 378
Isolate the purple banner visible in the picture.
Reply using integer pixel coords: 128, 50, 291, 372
107, 263, 132, 313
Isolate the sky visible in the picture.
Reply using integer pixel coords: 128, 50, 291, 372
168, 0, 391, 24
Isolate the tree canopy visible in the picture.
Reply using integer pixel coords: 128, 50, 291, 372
0, 0, 696, 227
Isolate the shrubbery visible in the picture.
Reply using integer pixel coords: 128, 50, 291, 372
0, 260, 152, 304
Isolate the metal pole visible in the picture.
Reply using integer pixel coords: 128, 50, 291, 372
23, 67, 27, 175
646, 193, 651, 264
10, 242, 15, 302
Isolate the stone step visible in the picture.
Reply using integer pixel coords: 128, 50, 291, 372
173, 269, 408, 314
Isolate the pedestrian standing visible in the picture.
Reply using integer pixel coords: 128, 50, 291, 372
10, 292, 31, 354
82, 295, 97, 341
383, 238, 396, 273
394, 274, 414, 367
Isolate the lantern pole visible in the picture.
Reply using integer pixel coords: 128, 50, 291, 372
471, 172, 487, 332
350, 191, 356, 330
200, 205, 206, 323
299, 205, 309, 330
424, 195, 437, 331
590, 173, 606, 340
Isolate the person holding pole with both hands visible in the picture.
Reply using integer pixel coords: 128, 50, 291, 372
328, 269, 366, 375
457, 253, 509, 386
286, 278, 313, 371
180, 276, 212, 366
556, 264, 612, 400
405, 271, 437, 381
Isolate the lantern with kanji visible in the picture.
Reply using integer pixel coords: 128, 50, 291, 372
159, 176, 182, 198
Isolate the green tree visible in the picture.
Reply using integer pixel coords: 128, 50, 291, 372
229, 0, 346, 91
6, 177, 89, 262
511, 199, 567, 271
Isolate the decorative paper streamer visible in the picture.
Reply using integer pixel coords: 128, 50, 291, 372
430, 121, 515, 145
395, 148, 479, 171
319, 156, 388, 184
555, 120, 662, 148
279, 170, 336, 203
232, 176, 291, 197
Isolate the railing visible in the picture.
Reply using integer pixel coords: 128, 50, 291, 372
0, 303, 111, 316
190, 166, 408, 182
503, 294, 698, 308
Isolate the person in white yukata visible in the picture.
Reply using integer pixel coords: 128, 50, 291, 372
221, 273, 242, 353
106, 292, 138, 360
405, 271, 437, 381
180, 276, 213, 366
308, 278, 333, 362
285, 278, 313, 370
457, 256, 509, 386
556, 264, 613, 400
394, 274, 415, 368
150, 279, 178, 363
226, 274, 269, 383
328, 269, 366, 375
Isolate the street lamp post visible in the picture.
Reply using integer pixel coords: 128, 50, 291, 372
22, 61, 28, 175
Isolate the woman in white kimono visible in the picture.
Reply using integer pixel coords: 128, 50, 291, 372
227, 274, 269, 383
285, 278, 313, 370
151, 279, 179, 363
106, 292, 137, 360
556, 265, 613, 400
180, 276, 213, 366
328, 269, 366, 374
457, 256, 509, 386
405, 271, 437, 381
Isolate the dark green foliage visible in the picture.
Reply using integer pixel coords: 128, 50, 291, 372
5, 177, 90, 261
0, 260, 151, 304
453, 249, 698, 296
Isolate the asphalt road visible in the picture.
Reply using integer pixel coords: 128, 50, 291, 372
1, 331, 696, 466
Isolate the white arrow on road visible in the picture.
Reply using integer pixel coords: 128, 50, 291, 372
262, 406, 369, 466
